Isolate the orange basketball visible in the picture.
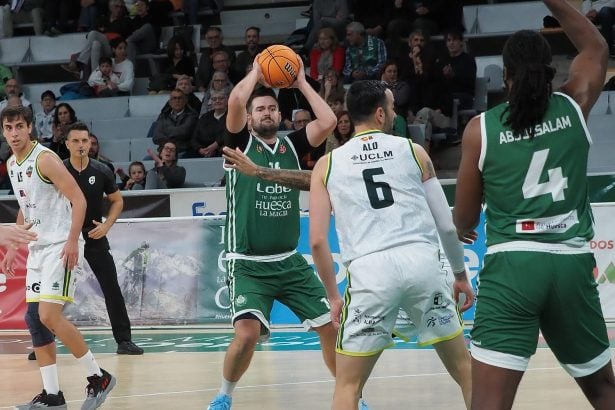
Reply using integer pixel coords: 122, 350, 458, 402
256, 45, 301, 88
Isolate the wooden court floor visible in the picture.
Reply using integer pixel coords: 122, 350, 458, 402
1, 327, 613, 409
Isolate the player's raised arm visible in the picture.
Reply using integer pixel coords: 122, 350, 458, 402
226, 61, 264, 133
545, 0, 607, 117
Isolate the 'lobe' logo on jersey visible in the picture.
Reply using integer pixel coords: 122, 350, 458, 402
88, 176, 96, 185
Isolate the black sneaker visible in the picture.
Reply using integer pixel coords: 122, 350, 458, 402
27, 351, 36, 360
81, 368, 116, 410
116, 340, 144, 355
15, 389, 67, 409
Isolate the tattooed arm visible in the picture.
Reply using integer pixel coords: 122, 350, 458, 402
222, 146, 312, 191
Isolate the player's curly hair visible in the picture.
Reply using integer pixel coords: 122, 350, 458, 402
501, 30, 556, 137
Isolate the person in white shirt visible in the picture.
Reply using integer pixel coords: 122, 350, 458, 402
88, 56, 121, 97
0, 78, 31, 112
110, 37, 135, 95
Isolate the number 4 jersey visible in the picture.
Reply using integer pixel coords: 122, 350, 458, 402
480, 92, 594, 249
325, 130, 439, 266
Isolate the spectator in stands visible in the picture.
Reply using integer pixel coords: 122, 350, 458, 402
277, 73, 320, 130
3, 0, 44, 37
199, 70, 233, 115
158, 75, 202, 115
183, 0, 222, 25
325, 110, 353, 153
88, 134, 115, 171
117, 161, 146, 190
195, 27, 236, 91
318, 68, 345, 102
49, 102, 77, 159
153, 89, 198, 157
62, 0, 132, 77
210, 50, 240, 86
0, 78, 32, 111
126, 0, 158, 64
233, 26, 263, 80
381, 60, 411, 116
304, 0, 350, 52
309, 27, 345, 81
582, 0, 615, 57
43, 0, 76, 35
148, 36, 195, 93
397, 29, 438, 115
145, 141, 186, 188
111, 37, 135, 95
434, 29, 476, 111
89, 56, 121, 97
342, 21, 387, 84
325, 90, 346, 116
191, 90, 227, 158
34, 90, 56, 145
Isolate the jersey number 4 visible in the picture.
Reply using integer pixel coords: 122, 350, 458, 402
362, 167, 394, 209
522, 149, 568, 202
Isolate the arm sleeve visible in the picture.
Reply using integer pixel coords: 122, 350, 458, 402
423, 177, 466, 274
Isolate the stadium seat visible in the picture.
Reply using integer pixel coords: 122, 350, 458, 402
474, 1, 548, 35
475, 56, 504, 92
24, 82, 65, 106
69, 96, 130, 121
99, 139, 131, 162
0, 37, 30, 66
587, 115, 615, 173
91, 117, 155, 140
590, 92, 611, 116
128, 95, 168, 117
27, 33, 87, 65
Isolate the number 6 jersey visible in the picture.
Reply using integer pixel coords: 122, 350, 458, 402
325, 130, 438, 266
480, 92, 594, 250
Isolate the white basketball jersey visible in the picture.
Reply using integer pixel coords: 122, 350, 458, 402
8, 142, 73, 246
325, 131, 438, 265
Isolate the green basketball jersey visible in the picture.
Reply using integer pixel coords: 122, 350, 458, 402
480, 92, 594, 247
226, 133, 301, 257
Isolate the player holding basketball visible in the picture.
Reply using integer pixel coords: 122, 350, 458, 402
206, 54, 338, 410
2, 108, 116, 410
454, 1, 615, 408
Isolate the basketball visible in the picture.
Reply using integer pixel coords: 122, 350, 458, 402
256, 45, 301, 88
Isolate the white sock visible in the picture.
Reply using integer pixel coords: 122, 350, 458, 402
77, 350, 102, 377
220, 378, 236, 396
40, 364, 60, 395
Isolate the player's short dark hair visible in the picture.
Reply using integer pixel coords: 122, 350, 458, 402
345, 80, 388, 124
1, 106, 32, 126
247, 87, 278, 113
98, 56, 113, 66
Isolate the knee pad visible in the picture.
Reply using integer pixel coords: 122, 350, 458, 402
24, 303, 55, 347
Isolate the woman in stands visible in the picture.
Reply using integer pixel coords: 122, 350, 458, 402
318, 68, 345, 104
309, 27, 345, 81
145, 141, 185, 189
325, 110, 354, 154
148, 36, 196, 94
199, 70, 233, 115
49, 102, 77, 160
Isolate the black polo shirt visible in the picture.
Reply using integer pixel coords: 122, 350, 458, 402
64, 158, 119, 249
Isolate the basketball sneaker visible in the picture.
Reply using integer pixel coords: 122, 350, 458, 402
81, 368, 116, 410
359, 398, 369, 410
15, 389, 67, 409
207, 393, 232, 410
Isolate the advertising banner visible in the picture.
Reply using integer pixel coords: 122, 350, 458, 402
1, 205, 615, 330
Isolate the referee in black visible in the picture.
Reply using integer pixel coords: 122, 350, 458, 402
64, 122, 143, 355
